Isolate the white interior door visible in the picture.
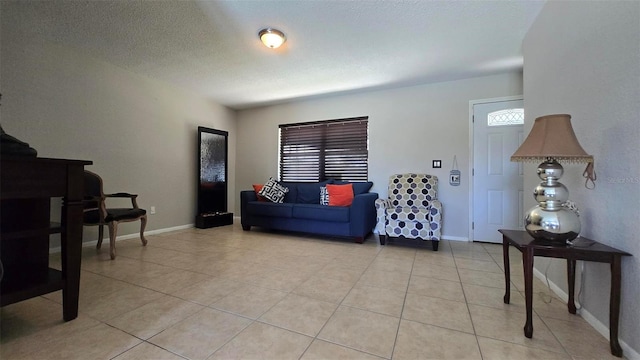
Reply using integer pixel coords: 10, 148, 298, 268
472, 100, 524, 243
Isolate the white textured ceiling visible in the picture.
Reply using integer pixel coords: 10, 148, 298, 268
3, 0, 545, 110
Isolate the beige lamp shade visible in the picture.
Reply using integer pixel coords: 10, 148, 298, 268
511, 114, 593, 163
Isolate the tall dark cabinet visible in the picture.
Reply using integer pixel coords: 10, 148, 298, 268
196, 127, 233, 228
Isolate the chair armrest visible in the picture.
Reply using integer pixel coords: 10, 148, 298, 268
105, 193, 139, 208
374, 198, 392, 210
82, 195, 109, 221
428, 199, 443, 240
83, 195, 105, 211
105, 192, 137, 198
374, 198, 392, 234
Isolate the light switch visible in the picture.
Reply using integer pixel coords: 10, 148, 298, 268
432, 160, 442, 168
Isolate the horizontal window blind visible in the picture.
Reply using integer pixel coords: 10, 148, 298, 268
279, 117, 368, 182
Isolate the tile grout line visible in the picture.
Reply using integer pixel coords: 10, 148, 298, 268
31, 230, 606, 359
469, 243, 574, 358
388, 246, 418, 360
451, 244, 485, 359
298, 236, 386, 359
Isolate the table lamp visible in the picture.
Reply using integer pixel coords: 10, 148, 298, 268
511, 114, 594, 243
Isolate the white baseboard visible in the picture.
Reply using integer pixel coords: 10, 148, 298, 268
442, 235, 469, 242
533, 267, 640, 360
371, 230, 468, 242
138, 224, 194, 237
49, 223, 195, 254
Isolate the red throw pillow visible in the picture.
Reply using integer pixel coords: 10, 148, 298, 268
253, 184, 267, 202
326, 183, 354, 206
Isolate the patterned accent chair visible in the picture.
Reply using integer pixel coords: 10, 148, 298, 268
375, 173, 443, 251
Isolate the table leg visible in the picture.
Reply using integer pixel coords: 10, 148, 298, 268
503, 236, 511, 304
610, 256, 623, 357
61, 198, 83, 321
567, 259, 577, 314
61, 164, 85, 322
523, 247, 534, 338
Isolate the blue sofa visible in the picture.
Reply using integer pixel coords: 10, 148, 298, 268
240, 180, 378, 243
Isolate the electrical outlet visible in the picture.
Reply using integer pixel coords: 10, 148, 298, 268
150, 206, 156, 215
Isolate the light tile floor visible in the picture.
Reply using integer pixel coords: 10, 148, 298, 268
0, 223, 619, 359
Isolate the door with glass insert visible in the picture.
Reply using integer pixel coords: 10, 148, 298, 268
472, 100, 524, 243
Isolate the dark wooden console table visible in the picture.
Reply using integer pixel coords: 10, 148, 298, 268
499, 229, 631, 357
1, 156, 92, 321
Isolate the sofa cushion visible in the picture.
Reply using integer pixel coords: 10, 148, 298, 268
247, 202, 294, 218
259, 177, 289, 203
387, 206, 431, 222
296, 180, 331, 204
292, 203, 350, 222
278, 182, 298, 203
353, 181, 374, 195
332, 181, 373, 195
389, 174, 437, 207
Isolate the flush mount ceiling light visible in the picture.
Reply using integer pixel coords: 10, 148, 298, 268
259, 28, 286, 49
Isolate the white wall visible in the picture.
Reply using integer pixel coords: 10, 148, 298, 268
523, 1, 639, 355
1, 17, 237, 243
235, 73, 522, 240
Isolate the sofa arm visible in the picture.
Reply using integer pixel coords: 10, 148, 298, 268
374, 198, 392, 235
241, 190, 257, 202
240, 190, 257, 227
349, 192, 378, 237
428, 199, 443, 240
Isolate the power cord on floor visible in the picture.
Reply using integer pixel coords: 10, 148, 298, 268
539, 259, 585, 310
539, 260, 553, 304
574, 260, 585, 310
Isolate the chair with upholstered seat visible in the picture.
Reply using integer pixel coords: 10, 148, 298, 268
375, 173, 443, 250
83, 170, 147, 259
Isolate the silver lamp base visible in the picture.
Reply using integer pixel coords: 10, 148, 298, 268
525, 159, 580, 243
525, 206, 580, 242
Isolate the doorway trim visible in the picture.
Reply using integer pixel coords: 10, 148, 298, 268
468, 95, 523, 242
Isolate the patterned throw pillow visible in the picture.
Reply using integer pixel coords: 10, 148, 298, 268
258, 177, 289, 203
320, 186, 329, 205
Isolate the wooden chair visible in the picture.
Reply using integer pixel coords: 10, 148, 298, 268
83, 170, 147, 259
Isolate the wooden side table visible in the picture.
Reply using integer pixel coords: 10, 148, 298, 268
499, 229, 631, 357
1, 156, 92, 321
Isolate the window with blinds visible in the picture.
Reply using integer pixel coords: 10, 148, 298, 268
279, 117, 369, 182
